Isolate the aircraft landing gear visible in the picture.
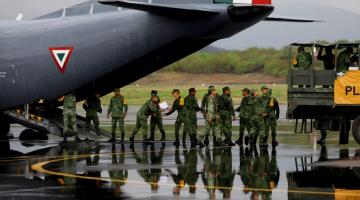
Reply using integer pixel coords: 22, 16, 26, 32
352, 115, 360, 145
0, 113, 10, 139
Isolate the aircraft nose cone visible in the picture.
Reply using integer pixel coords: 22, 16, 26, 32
227, 5, 274, 22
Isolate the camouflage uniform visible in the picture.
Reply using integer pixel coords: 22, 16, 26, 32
249, 95, 265, 145
83, 94, 102, 134
107, 95, 128, 140
166, 96, 186, 142
150, 97, 166, 140
63, 93, 78, 139
218, 92, 235, 143
293, 51, 312, 70
201, 87, 213, 142
236, 95, 252, 144
199, 94, 221, 145
130, 99, 158, 141
337, 50, 352, 72
184, 94, 201, 143
260, 88, 280, 145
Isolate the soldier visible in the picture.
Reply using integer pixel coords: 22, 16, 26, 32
219, 86, 235, 146
129, 94, 159, 144
184, 88, 202, 147
235, 88, 252, 146
165, 89, 186, 146
149, 90, 166, 142
107, 88, 128, 142
260, 86, 271, 146
83, 91, 102, 135
63, 92, 80, 142
317, 46, 335, 70
201, 86, 215, 145
268, 89, 280, 146
337, 47, 354, 73
198, 87, 222, 147
248, 89, 266, 147
293, 47, 312, 70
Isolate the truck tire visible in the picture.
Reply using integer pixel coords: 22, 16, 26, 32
352, 115, 360, 144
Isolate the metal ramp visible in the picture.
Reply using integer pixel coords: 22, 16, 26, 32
3, 107, 111, 141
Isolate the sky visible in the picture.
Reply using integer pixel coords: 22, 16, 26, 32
1, 0, 359, 49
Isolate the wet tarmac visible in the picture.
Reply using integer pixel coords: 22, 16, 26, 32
1, 129, 360, 200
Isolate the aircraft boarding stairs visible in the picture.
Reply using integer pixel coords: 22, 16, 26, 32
3, 106, 111, 141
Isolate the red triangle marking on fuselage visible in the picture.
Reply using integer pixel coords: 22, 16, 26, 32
49, 47, 74, 74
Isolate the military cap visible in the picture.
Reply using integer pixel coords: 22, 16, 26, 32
189, 88, 196, 93
114, 88, 120, 92
208, 86, 215, 89
223, 86, 230, 92
172, 89, 180, 94
242, 88, 250, 93
250, 89, 257, 95
261, 85, 269, 90
151, 90, 158, 95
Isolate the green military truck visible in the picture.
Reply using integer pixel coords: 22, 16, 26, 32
287, 42, 360, 144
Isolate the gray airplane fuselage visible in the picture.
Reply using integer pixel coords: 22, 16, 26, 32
0, 4, 273, 110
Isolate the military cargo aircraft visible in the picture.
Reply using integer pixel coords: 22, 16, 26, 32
0, 0, 316, 137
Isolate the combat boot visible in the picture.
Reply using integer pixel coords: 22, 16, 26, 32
120, 133, 125, 143
204, 136, 209, 146
160, 135, 166, 142
173, 139, 180, 146
236, 133, 244, 146
75, 136, 81, 142
108, 133, 116, 142
197, 141, 205, 148
129, 135, 135, 143
272, 139, 279, 147
190, 137, 197, 148
317, 131, 327, 145
244, 135, 250, 146
148, 132, 155, 142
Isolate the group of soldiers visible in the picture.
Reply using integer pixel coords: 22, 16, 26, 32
293, 46, 358, 73
62, 85, 280, 148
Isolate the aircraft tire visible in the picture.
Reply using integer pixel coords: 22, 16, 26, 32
0, 114, 10, 137
352, 115, 360, 145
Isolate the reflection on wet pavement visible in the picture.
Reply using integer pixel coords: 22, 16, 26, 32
1, 133, 360, 200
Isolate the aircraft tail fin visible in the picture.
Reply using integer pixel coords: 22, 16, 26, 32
213, 0, 272, 5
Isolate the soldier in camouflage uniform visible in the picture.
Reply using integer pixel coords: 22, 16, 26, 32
293, 47, 312, 88
129, 94, 159, 144
248, 90, 266, 147
63, 92, 80, 142
218, 86, 235, 146
201, 86, 214, 145
293, 47, 312, 70
337, 47, 353, 73
83, 91, 102, 135
107, 88, 128, 142
235, 88, 252, 146
149, 90, 166, 142
165, 89, 186, 146
198, 88, 222, 147
184, 88, 202, 147
260, 86, 280, 147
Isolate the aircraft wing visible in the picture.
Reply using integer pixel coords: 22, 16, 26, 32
264, 16, 323, 22
98, 0, 220, 17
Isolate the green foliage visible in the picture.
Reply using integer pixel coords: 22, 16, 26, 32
163, 47, 290, 77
